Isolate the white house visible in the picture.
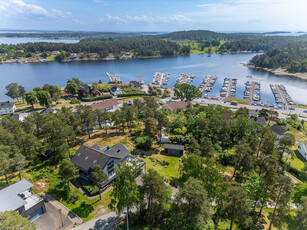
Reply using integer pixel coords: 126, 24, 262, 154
297, 143, 307, 160
270, 124, 289, 140
0, 101, 16, 115
110, 86, 123, 96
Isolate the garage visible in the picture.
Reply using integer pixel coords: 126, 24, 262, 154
29, 207, 44, 222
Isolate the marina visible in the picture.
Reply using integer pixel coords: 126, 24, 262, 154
220, 78, 237, 98
199, 75, 217, 94
106, 72, 121, 82
152, 72, 170, 87
176, 73, 195, 84
270, 84, 294, 110
244, 81, 261, 105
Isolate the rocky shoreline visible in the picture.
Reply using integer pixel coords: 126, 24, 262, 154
243, 63, 307, 80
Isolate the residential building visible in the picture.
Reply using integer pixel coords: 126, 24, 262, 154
250, 116, 267, 126
0, 101, 16, 115
162, 101, 191, 112
92, 89, 102, 97
52, 51, 60, 55
270, 124, 289, 140
164, 143, 185, 156
297, 143, 307, 160
159, 133, 170, 143
71, 143, 145, 186
110, 86, 123, 96
90, 99, 119, 111
11, 113, 28, 122
0, 179, 46, 221
40, 108, 57, 115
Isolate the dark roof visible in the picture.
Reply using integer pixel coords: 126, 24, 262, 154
0, 101, 14, 109
110, 86, 119, 92
270, 124, 288, 135
104, 143, 130, 158
91, 144, 101, 150
163, 101, 191, 111
11, 114, 21, 120
71, 143, 129, 173
250, 117, 267, 126
40, 108, 56, 115
90, 99, 119, 111
164, 143, 185, 150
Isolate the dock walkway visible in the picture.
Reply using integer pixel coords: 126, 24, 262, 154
275, 84, 288, 110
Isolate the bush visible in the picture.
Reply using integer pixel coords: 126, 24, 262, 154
68, 190, 80, 203
83, 184, 100, 195
117, 92, 148, 98
32, 166, 55, 180
173, 128, 183, 135
135, 136, 153, 151
70, 99, 81, 104
81, 95, 112, 102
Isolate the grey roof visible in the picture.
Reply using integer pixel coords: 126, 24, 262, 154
91, 144, 101, 150
71, 143, 129, 173
104, 143, 130, 158
40, 108, 56, 115
0, 101, 14, 109
270, 124, 288, 135
250, 117, 267, 126
164, 143, 185, 151
0, 179, 33, 212
11, 114, 21, 120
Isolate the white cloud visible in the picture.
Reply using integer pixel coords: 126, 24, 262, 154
0, 0, 71, 18
104, 14, 191, 24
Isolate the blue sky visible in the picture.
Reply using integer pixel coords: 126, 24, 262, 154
0, 0, 306, 32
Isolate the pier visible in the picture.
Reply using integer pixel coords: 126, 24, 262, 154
220, 78, 237, 98
106, 72, 121, 82
244, 81, 261, 105
270, 84, 293, 110
152, 72, 170, 87
199, 76, 217, 94
176, 73, 195, 84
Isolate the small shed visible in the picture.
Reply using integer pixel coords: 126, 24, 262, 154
164, 143, 185, 156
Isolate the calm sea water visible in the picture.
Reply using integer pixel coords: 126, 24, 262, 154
0, 37, 79, 45
0, 53, 306, 104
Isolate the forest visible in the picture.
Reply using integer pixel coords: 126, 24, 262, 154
249, 40, 307, 73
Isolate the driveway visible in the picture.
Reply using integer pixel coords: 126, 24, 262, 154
71, 212, 123, 230
34, 202, 73, 230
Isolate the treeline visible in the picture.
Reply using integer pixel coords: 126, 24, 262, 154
0, 39, 189, 59
250, 40, 307, 73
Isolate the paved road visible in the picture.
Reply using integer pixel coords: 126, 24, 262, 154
71, 212, 123, 230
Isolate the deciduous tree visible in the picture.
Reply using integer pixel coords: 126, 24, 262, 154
91, 164, 108, 200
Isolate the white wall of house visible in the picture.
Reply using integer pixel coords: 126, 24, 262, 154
297, 143, 307, 160
0, 104, 16, 115
103, 158, 121, 178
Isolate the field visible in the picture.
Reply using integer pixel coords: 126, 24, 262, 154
177, 40, 226, 54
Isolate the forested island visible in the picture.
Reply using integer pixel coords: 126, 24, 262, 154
0, 30, 306, 74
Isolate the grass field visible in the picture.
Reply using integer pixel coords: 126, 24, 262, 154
284, 150, 306, 171
226, 97, 249, 105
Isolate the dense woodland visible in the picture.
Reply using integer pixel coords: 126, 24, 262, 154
250, 40, 307, 73
0, 88, 307, 229
1, 30, 307, 62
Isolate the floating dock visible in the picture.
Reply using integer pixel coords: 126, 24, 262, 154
244, 81, 261, 105
176, 73, 195, 84
270, 84, 293, 110
199, 76, 217, 93
152, 72, 170, 87
220, 78, 237, 98
106, 72, 121, 82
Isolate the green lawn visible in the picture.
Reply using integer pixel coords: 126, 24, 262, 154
284, 150, 306, 171
143, 153, 182, 182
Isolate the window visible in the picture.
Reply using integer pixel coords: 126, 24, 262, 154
77, 152, 81, 156
85, 156, 88, 160
93, 160, 97, 164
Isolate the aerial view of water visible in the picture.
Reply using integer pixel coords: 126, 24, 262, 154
0, 53, 306, 104
0, 37, 79, 45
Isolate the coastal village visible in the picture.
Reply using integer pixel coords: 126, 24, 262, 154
0, 70, 307, 230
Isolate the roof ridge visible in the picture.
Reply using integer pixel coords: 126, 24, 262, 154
83, 145, 122, 159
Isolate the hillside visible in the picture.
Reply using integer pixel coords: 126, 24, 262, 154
249, 40, 307, 73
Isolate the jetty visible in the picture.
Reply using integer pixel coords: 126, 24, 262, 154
106, 72, 121, 82
244, 81, 261, 105
270, 84, 293, 110
220, 78, 237, 98
176, 73, 195, 84
152, 72, 170, 87
199, 76, 217, 93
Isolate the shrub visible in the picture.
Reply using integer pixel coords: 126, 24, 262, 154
81, 95, 112, 102
135, 136, 153, 151
173, 128, 183, 135
68, 190, 80, 203
70, 99, 81, 104
117, 92, 148, 98
83, 184, 100, 195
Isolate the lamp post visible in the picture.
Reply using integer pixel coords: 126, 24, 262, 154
58, 209, 63, 227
